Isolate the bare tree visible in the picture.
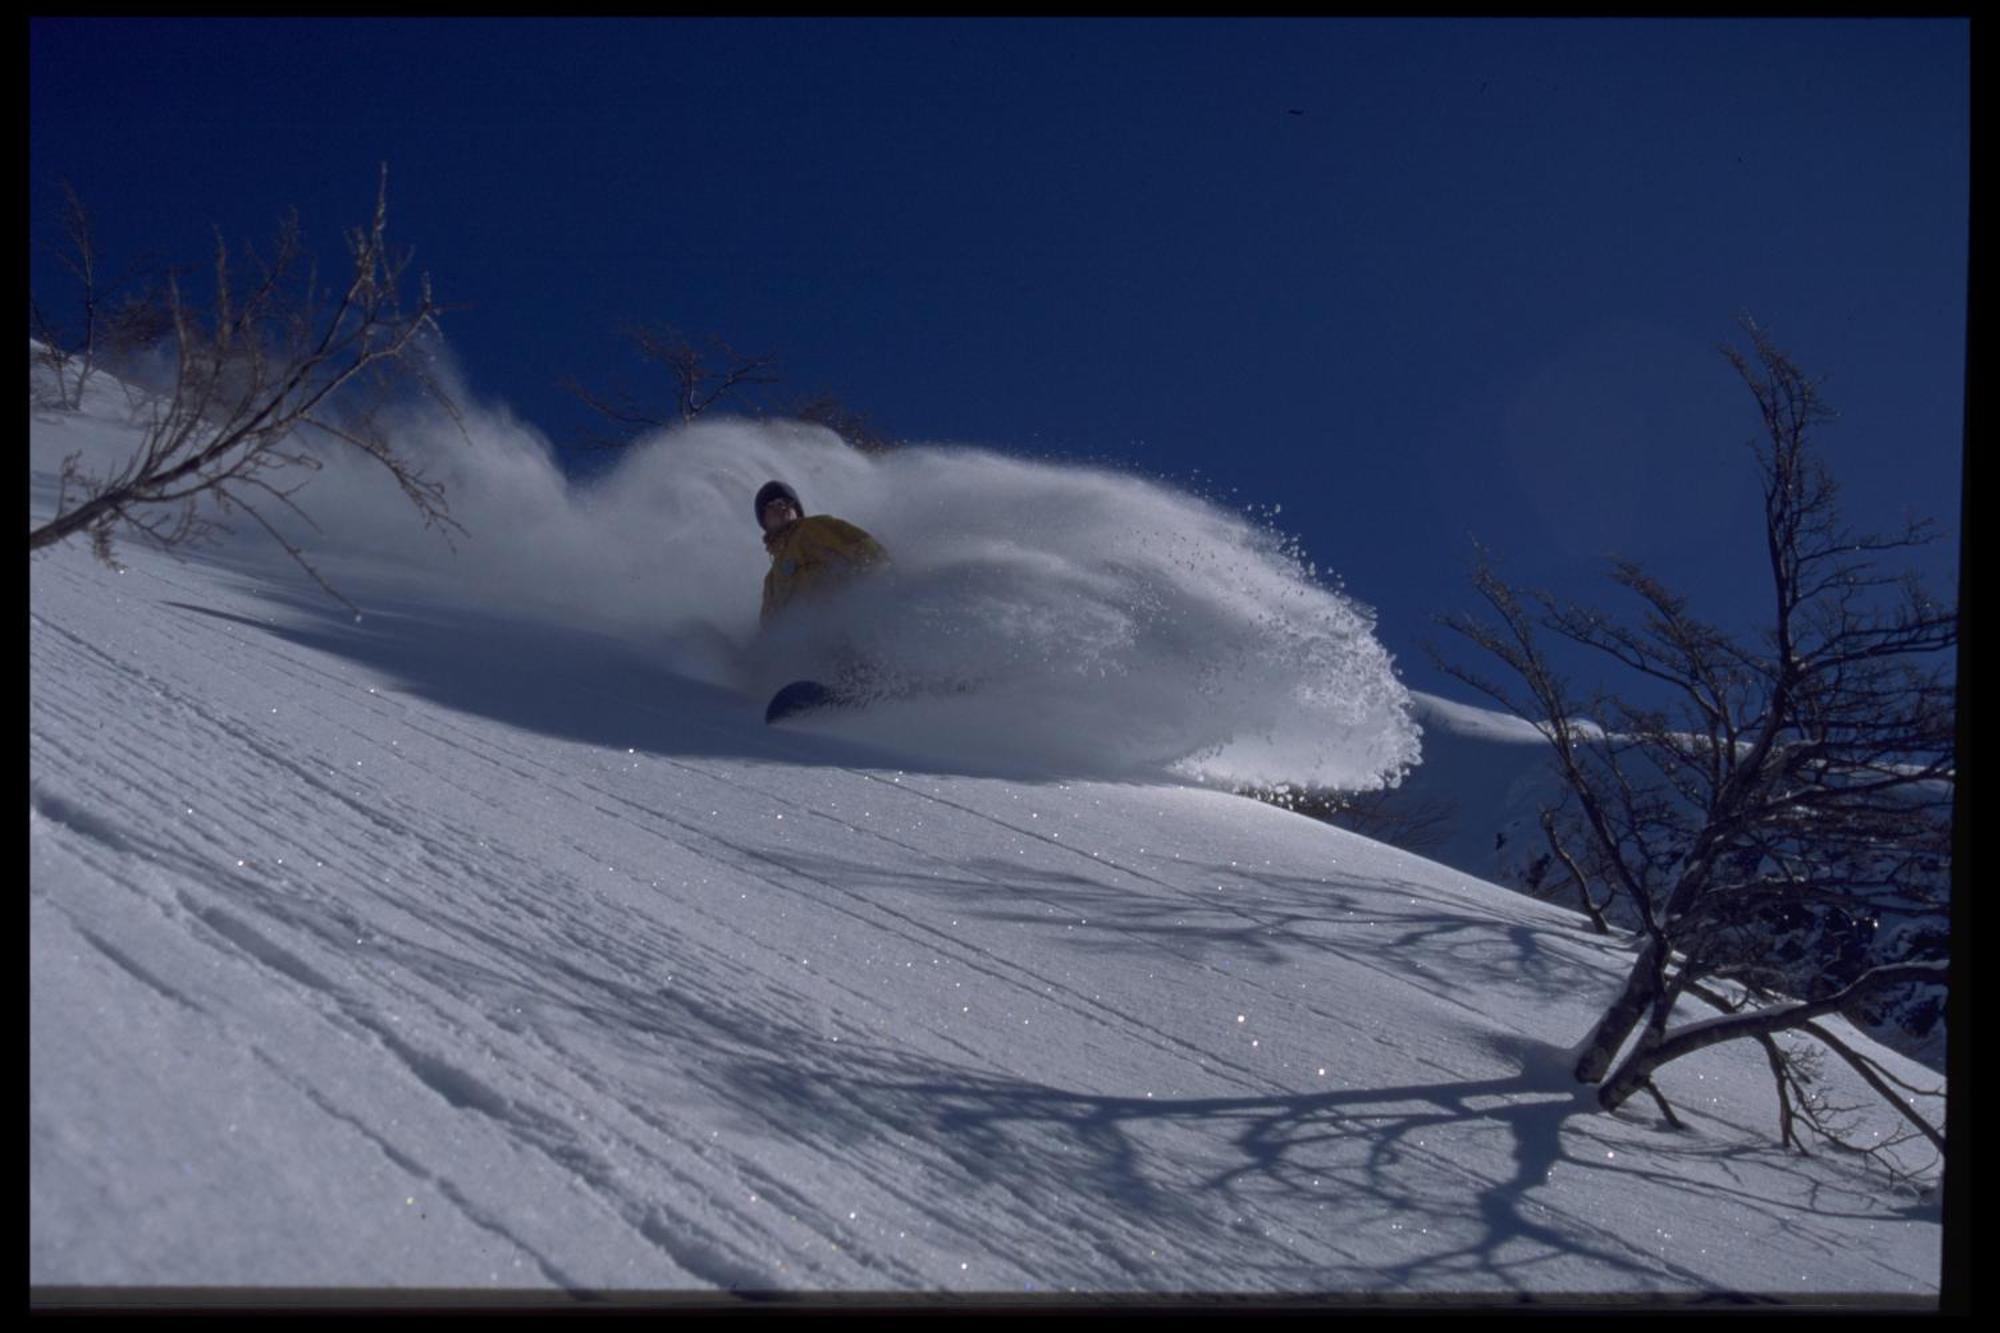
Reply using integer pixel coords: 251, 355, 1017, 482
561, 322, 780, 450
562, 325, 905, 456
1435, 317, 1952, 1161
29, 179, 163, 411
790, 390, 901, 454
28, 166, 462, 613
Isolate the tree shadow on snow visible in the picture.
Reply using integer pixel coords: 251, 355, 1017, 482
129, 764, 1925, 1296
920, 854, 1627, 1014
712, 1032, 1870, 1295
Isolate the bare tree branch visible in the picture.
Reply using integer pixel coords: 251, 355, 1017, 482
1434, 318, 1952, 1172
563, 322, 782, 453
1599, 962, 1947, 1111
1538, 806, 1610, 933
562, 326, 901, 456
28, 166, 463, 611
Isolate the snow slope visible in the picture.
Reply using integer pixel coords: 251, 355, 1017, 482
29, 379, 1943, 1301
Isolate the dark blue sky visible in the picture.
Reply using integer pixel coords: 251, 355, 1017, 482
30, 17, 1967, 702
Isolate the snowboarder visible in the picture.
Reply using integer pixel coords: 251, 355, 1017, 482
755, 480, 887, 625
755, 480, 889, 721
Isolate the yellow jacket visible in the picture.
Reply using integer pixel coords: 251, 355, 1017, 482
761, 515, 888, 624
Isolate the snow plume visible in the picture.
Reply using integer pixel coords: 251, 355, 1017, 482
760, 445, 1421, 788
152, 378, 1421, 788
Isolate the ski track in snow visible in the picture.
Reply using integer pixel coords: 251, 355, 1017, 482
30, 414, 1942, 1297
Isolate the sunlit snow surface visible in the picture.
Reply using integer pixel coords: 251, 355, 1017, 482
30, 378, 1940, 1299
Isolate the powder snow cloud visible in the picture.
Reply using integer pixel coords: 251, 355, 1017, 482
45, 357, 1422, 790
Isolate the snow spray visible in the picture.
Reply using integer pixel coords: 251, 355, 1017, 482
201, 389, 1422, 789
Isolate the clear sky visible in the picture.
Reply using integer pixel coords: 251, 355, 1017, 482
29, 17, 1968, 702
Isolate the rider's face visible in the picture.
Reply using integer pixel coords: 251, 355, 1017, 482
760, 498, 800, 533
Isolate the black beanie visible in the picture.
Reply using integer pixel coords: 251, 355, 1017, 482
754, 480, 801, 524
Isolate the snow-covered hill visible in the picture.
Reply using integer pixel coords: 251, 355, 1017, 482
29, 377, 1943, 1300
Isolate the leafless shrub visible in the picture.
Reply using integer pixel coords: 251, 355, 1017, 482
27, 167, 463, 613
790, 391, 900, 453
561, 323, 780, 450
563, 326, 902, 455
29, 179, 164, 411
1435, 316, 1952, 1165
